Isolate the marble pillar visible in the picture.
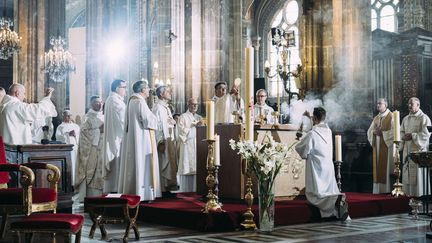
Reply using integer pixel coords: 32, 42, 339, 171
14, 0, 47, 102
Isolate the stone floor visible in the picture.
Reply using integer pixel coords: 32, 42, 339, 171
2, 203, 432, 243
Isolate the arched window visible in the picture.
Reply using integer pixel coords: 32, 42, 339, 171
371, 0, 399, 32
267, 0, 301, 98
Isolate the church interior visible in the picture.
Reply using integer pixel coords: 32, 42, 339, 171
0, 0, 432, 242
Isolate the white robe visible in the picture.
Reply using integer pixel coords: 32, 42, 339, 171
152, 99, 178, 191
400, 109, 431, 197
75, 109, 104, 201
32, 117, 54, 143
118, 94, 161, 201
177, 110, 202, 192
102, 92, 126, 193
295, 123, 342, 218
56, 122, 80, 185
367, 109, 394, 194
212, 95, 244, 123
254, 103, 274, 124
0, 95, 57, 145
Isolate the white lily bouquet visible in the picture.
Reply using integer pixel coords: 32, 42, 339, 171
229, 134, 297, 231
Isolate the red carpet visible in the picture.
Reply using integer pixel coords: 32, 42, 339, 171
138, 192, 410, 231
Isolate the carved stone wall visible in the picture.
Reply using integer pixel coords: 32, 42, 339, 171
399, 0, 432, 32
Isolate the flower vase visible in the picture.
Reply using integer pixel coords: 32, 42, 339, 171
258, 183, 275, 232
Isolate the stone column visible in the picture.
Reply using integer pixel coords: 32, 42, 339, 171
184, 0, 202, 105
252, 36, 261, 78
14, 0, 47, 102
46, 0, 66, 119
85, 0, 104, 106
200, 0, 223, 103
170, 0, 185, 113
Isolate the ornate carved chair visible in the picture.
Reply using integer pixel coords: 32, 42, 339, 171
0, 161, 60, 238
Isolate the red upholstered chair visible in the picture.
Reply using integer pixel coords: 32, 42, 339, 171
0, 162, 60, 238
84, 194, 141, 242
10, 213, 84, 243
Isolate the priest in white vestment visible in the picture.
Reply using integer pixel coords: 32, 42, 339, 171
367, 98, 394, 194
177, 98, 203, 192
295, 107, 348, 221
254, 89, 274, 124
153, 85, 178, 195
0, 84, 57, 145
212, 82, 244, 123
75, 96, 104, 201
56, 110, 80, 186
102, 79, 127, 193
400, 97, 431, 197
117, 80, 161, 201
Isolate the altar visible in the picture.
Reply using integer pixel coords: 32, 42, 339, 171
196, 124, 305, 200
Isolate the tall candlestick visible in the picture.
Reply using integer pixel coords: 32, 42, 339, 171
277, 78, 280, 114
214, 134, 220, 166
207, 101, 215, 140
335, 135, 342, 161
393, 110, 400, 142
245, 47, 254, 141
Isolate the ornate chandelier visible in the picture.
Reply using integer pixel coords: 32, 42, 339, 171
0, 17, 21, 60
41, 36, 75, 83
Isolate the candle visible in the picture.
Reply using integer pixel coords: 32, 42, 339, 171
206, 101, 215, 140
335, 135, 342, 161
393, 110, 400, 142
245, 47, 254, 141
214, 134, 220, 166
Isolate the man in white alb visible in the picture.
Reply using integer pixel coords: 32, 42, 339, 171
102, 79, 127, 193
212, 81, 244, 123
254, 89, 274, 124
0, 84, 57, 145
56, 110, 80, 186
75, 95, 104, 201
367, 98, 394, 194
177, 98, 202, 192
118, 80, 161, 201
153, 85, 178, 196
400, 97, 431, 197
295, 107, 348, 221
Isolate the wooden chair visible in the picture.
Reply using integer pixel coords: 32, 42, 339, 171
0, 162, 60, 238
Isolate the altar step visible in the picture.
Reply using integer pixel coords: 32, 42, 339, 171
138, 192, 411, 231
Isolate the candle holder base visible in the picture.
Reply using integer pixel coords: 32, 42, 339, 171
391, 182, 405, 197
202, 139, 224, 213
240, 172, 257, 230
202, 193, 223, 213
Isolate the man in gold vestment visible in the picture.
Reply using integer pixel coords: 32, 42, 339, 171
367, 98, 394, 194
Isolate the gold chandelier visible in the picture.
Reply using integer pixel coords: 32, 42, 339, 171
41, 36, 75, 83
0, 17, 21, 60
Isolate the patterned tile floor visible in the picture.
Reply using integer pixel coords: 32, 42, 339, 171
2, 202, 431, 243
